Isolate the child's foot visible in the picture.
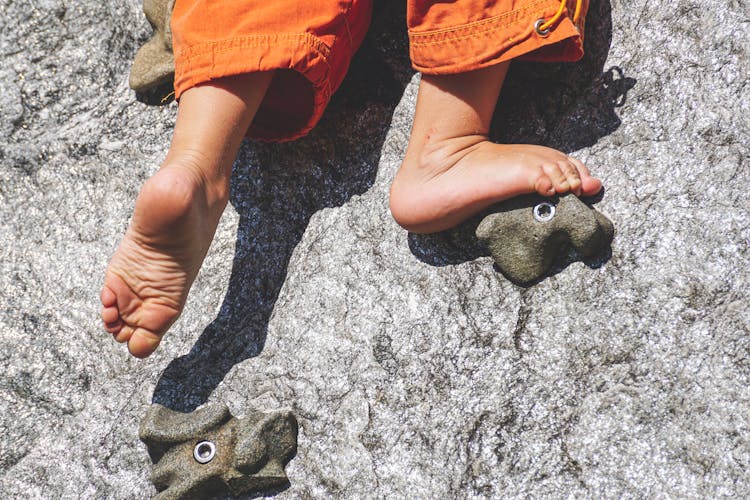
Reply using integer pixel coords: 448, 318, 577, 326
100, 161, 228, 358
389, 136, 602, 233
99, 72, 274, 358
389, 64, 602, 234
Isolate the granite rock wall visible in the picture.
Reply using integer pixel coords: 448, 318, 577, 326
1, 0, 748, 497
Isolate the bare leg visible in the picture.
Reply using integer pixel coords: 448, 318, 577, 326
100, 71, 273, 358
390, 62, 602, 233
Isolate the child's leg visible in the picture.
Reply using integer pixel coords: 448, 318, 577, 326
100, 71, 273, 358
389, 62, 602, 234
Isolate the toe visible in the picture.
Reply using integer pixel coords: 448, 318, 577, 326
533, 175, 555, 197
104, 321, 122, 334
559, 160, 583, 196
542, 163, 569, 193
128, 329, 163, 358
101, 306, 119, 325
581, 176, 602, 196
100, 285, 117, 308
568, 157, 602, 196
113, 325, 133, 343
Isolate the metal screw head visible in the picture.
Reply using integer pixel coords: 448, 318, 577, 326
193, 441, 216, 464
534, 19, 551, 37
533, 202, 556, 222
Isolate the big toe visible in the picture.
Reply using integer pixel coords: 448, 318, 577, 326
127, 329, 163, 358
581, 176, 603, 196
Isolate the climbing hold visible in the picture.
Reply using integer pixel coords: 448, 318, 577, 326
139, 403, 298, 500
476, 193, 614, 284
129, 0, 175, 95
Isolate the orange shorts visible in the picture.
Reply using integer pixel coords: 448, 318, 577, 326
172, 0, 587, 142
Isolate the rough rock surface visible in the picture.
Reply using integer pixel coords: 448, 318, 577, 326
1, 0, 748, 498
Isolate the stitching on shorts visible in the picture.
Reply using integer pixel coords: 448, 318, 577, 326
411, 18, 573, 48
409, 0, 553, 46
409, 0, 549, 37
178, 32, 331, 61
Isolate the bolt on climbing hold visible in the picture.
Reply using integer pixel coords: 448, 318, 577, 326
533, 202, 556, 222
193, 441, 216, 464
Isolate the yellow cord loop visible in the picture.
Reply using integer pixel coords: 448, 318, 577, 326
537, 0, 583, 34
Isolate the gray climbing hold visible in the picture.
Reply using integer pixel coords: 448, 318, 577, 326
476, 193, 614, 284
139, 403, 298, 499
129, 0, 175, 94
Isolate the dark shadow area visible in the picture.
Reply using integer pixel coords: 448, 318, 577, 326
409, 0, 634, 279
134, 79, 175, 106
152, 2, 413, 413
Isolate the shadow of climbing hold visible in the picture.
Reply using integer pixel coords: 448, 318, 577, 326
129, 0, 175, 99
139, 403, 298, 499
476, 193, 614, 285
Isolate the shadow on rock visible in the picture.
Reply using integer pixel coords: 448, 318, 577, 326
410, 0, 633, 277
152, 3, 413, 413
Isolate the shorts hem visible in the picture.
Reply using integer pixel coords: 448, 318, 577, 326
173, 33, 333, 142
409, 0, 586, 75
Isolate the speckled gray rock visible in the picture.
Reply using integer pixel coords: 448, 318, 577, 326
476, 194, 614, 284
2, 0, 750, 498
129, 0, 175, 95
140, 404, 297, 499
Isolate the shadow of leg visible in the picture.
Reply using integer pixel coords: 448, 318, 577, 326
152, 2, 413, 412
491, 0, 635, 151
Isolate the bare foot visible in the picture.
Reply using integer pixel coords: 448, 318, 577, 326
389, 136, 602, 233
99, 72, 273, 358
389, 63, 602, 234
100, 162, 228, 357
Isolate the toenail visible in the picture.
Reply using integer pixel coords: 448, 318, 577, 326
533, 201, 556, 222
193, 441, 216, 464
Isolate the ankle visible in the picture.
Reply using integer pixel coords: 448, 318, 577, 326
161, 150, 231, 210
405, 133, 487, 176
390, 134, 488, 232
